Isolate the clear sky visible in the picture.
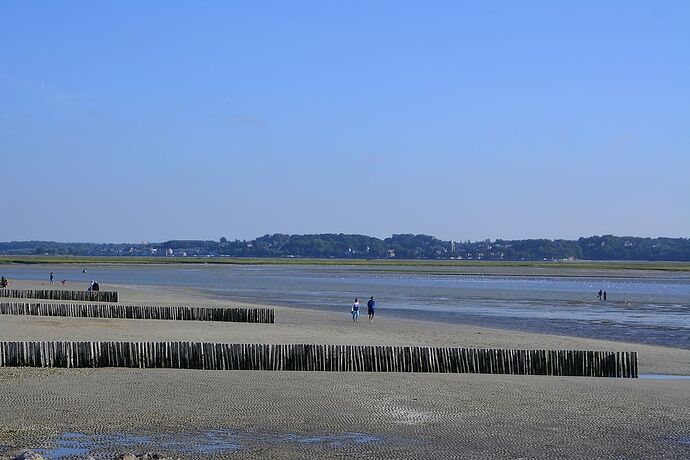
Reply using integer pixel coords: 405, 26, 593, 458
1, 1, 688, 243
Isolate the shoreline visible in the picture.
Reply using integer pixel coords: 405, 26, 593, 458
2, 265, 689, 351
2, 257, 690, 274
1, 279, 689, 375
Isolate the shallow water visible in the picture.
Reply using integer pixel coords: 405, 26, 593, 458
33, 429, 388, 458
3, 264, 690, 348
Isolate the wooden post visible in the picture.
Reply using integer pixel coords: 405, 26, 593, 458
0, 341, 638, 377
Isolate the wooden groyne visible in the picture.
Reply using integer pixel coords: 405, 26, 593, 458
0, 302, 274, 324
0, 342, 638, 377
0, 289, 118, 303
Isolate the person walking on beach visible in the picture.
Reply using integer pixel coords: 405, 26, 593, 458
351, 298, 360, 322
367, 296, 376, 321
49, 272, 54, 285
603, 291, 607, 301
0, 276, 7, 288
598, 289, 602, 301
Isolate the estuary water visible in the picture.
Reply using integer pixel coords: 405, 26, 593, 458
2, 264, 689, 348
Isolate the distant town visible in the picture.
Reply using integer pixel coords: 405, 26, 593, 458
1, 234, 689, 261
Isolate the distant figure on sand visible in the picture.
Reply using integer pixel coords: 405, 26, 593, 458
0, 276, 7, 288
367, 296, 376, 321
82, 268, 86, 274
49, 272, 54, 285
351, 298, 360, 322
603, 291, 607, 301
598, 290, 602, 301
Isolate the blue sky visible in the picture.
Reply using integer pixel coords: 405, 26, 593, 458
1, 1, 688, 242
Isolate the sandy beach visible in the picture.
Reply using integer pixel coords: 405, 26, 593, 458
1, 280, 689, 459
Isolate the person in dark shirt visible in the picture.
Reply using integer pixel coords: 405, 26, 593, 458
367, 297, 376, 321
603, 290, 607, 301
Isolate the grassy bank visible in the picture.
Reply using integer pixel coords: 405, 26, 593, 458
1, 255, 690, 272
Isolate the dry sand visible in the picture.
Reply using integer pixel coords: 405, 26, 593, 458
0, 280, 689, 459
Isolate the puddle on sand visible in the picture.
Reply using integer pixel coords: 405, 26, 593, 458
34, 429, 390, 459
36, 433, 156, 459
278, 432, 379, 448
639, 374, 690, 381
34, 433, 87, 459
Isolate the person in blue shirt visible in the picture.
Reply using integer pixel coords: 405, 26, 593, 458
367, 296, 376, 321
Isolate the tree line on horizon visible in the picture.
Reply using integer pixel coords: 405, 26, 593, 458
1, 234, 689, 261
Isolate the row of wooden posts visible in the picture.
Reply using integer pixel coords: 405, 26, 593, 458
0, 302, 274, 324
0, 289, 118, 303
0, 341, 638, 377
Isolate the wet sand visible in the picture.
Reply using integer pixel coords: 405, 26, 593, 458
1, 280, 689, 459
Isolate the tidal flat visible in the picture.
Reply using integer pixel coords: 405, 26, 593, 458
0, 271, 689, 458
